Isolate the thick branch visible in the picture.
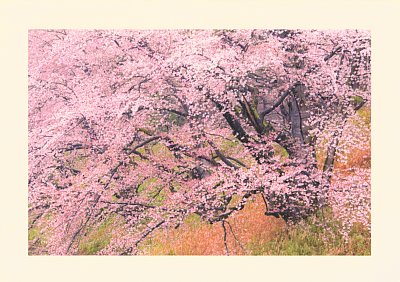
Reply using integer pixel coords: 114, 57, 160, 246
207, 92, 249, 143
208, 139, 239, 169
240, 94, 264, 134
288, 94, 304, 143
225, 156, 248, 168
260, 90, 291, 120
126, 136, 161, 155
215, 150, 239, 169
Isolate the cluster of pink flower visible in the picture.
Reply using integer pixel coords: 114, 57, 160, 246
29, 29, 370, 255
329, 168, 371, 241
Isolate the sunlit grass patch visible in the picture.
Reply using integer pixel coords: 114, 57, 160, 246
78, 216, 116, 255
140, 195, 286, 255
139, 195, 370, 256
28, 212, 51, 255
249, 208, 371, 256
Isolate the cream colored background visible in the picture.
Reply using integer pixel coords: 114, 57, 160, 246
0, 0, 399, 281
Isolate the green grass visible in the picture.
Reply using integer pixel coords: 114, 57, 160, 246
137, 177, 159, 193
136, 177, 166, 206
355, 106, 371, 128
219, 138, 241, 152
28, 226, 47, 255
272, 142, 289, 160
246, 209, 371, 256
183, 213, 202, 228
28, 213, 50, 255
78, 217, 115, 255
28, 227, 41, 241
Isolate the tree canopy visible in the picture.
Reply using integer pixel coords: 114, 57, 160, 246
28, 29, 371, 255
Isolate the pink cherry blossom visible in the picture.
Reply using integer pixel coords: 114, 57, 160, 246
29, 29, 370, 255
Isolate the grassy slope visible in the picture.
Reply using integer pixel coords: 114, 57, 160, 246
28, 107, 371, 255
139, 196, 370, 256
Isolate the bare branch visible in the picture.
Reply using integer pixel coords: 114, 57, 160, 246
225, 221, 247, 254
222, 220, 230, 256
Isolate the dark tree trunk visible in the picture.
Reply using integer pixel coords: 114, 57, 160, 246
323, 131, 340, 181
288, 95, 304, 144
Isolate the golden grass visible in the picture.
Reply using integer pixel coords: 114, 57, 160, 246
141, 195, 286, 255
334, 147, 371, 171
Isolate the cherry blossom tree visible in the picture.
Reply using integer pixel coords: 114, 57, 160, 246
28, 29, 370, 255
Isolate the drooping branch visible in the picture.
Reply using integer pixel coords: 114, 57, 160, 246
209, 189, 262, 223
197, 155, 219, 166
208, 139, 240, 169
66, 193, 101, 254
128, 77, 151, 93
133, 220, 166, 255
160, 108, 188, 117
